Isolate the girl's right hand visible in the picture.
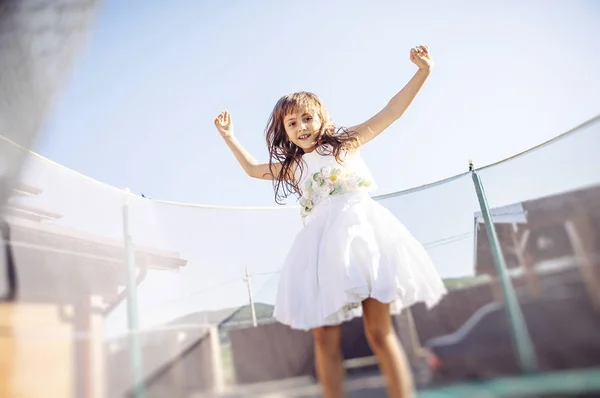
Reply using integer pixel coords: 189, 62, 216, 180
214, 110, 234, 138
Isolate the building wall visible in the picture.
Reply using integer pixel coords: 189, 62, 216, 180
0, 303, 74, 398
475, 184, 600, 277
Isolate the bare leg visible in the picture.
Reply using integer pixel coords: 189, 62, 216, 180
312, 325, 344, 398
362, 298, 414, 398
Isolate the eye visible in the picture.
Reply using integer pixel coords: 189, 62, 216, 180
305, 116, 313, 122
289, 122, 296, 127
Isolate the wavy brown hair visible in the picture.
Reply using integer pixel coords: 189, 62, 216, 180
265, 92, 360, 204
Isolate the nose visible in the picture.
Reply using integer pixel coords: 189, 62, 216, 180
300, 122, 308, 131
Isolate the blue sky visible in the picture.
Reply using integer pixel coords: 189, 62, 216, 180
35, 0, 600, 206
16, 0, 600, 332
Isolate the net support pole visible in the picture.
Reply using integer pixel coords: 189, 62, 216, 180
243, 266, 258, 327
468, 161, 538, 373
122, 188, 145, 397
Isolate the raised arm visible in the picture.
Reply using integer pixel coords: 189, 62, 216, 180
214, 111, 281, 180
349, 45, 433, 146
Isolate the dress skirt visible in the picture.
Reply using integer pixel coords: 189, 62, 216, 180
273, 190, 447, 331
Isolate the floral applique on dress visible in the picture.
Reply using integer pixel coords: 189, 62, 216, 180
299, 165, 372, 218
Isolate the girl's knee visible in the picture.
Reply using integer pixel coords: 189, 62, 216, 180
362, 299, 395, 346
312, 325, 341, 348
364, 320, 395, 348
366, 326, 393, 347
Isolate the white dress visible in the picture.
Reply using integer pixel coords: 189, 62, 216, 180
273, 148, 447, 331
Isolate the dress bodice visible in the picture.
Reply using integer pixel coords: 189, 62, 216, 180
295, 149, 377, 218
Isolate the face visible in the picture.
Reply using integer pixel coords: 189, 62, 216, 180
283, 107, 322, 152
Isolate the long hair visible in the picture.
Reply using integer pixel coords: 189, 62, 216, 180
265, 92, 360, 204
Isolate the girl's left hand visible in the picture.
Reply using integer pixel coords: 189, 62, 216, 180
410, 45, 433, 71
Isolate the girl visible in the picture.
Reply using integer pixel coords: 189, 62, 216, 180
214, 45, 446, 398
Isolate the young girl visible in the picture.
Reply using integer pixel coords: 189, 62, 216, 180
214, 45, 446, 398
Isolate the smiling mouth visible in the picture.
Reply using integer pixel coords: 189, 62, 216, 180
298, 133, 311, 141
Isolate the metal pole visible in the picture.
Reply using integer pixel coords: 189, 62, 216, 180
469, 162, 537, 373
123, 188, 145, 397
243, 266, 258, 327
